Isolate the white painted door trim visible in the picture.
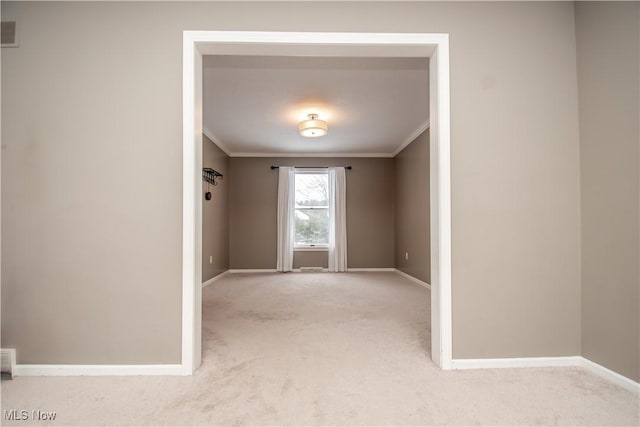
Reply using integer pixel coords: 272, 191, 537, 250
182, 31, 452, 374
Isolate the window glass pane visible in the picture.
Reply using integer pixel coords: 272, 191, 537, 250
295, 173, 328, 207
294, 171, 329, 246
295, 208, 329, 245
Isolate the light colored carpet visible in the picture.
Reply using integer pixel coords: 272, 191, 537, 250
2, 272, 638, 426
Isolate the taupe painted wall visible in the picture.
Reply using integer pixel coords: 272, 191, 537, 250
2, 1, 582, 364
575, 2, 640, 381
446, 3, 581, 359
229, 157, 394, 269
395, 129, 430, 283
293, 252, 328, 269
202, 135, 229, 281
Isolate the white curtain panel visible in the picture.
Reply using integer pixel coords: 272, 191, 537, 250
328, 167, 348, 272
276, 167, 295, 272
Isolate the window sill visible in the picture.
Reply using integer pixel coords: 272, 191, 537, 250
294, 247, 329, 252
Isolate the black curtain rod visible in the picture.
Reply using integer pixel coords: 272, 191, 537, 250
270, 166, 352, 170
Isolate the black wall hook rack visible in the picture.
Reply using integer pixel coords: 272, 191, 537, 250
203, 168, 223, 186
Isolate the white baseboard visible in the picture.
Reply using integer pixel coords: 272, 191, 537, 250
394, 269, 431, 289
451, 356, 639, 395
227, 269, 277, 273
347, 268, 395, 272
13, 364, 184, 376
579, 357, 640, 395
202, 270, 228, 287
451, 356, 582, 370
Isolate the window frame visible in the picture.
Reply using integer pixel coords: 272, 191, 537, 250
293, 168, 330, 250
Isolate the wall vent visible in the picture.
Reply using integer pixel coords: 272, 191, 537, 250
1, 349, 16, 379
299, 267, 324, 272
1, 22, 18, 48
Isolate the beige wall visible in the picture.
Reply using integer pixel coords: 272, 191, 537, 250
575, 2, 640, 381
229, 157, 394, 269
447, 3, 581, 359
394, 129, 430, 283
2, 1, 583, 364
202, 135, 229, 281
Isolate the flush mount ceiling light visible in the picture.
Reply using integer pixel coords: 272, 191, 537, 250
298, 113, 328, 138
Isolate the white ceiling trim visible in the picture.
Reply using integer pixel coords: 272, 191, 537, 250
392, 120, 431, 157
203, 122, 432, 159
203, 126, 395, 157
202, 127, 232, 157
230, 152, 394, 158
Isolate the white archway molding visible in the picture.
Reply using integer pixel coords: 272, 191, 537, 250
182, 31, 452, 375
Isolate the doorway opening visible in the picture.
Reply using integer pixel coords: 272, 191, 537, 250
182, 31, 452, 375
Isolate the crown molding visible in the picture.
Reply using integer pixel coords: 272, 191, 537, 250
392, 120, 430, 157
202, 127, 232, 157
230, 152, 394, 158
203, 121, 430, 159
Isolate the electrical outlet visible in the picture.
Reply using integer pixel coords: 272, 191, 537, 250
405, 252, 409, 260
209, 256, 213, 264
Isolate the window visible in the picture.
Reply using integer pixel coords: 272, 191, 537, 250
294, 170, 329, 248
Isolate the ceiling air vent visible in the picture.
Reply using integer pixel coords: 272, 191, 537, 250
1, 21, 18, 48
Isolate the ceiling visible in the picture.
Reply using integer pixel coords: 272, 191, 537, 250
203, 55, 429, 157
